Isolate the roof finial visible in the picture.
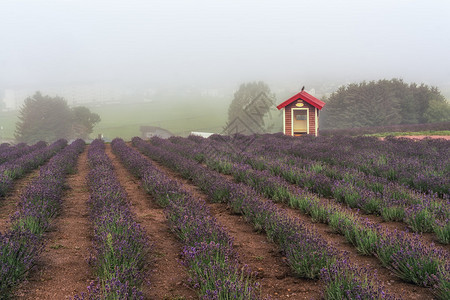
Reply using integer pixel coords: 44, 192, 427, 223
301, 86, 305, 92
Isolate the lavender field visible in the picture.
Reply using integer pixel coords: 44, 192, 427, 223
0, 134, 448, 299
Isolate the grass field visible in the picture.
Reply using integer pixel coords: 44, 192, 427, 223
87, 98, 230, 140
1, 97, 231, 141
0, 111, 19, 141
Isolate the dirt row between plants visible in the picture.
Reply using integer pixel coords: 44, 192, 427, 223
136, 144, 435, 300
287, 189, 449, 254
15, 148, 93, 299
213, 170, 440, 299
140, 153, 323, 299
390, 136, 450, 140
105, 145, 198, 300
0, 168, 41, 233
0, 142, 440, 299
7, 144, 199, 299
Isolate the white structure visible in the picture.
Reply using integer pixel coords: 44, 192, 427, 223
3, 89, 17, 111
190, 132, 214, 138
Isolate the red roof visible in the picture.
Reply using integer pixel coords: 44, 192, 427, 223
277, 91, 325, 110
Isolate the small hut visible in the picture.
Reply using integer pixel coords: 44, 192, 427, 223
277, 89, 325, 136
139, 126, 173, 139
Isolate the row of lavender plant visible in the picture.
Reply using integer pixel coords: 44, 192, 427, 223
250, 134, 449, 197
185, 133, 447, 196
0, 141, 47, 165
131, 137, 395, 300
192, 136, 449, 244
0, 139, 67, 197
148, 136, 449, 299
0, 143, 9, 152
319, 121, 450, 136
75, 139, 150, 299
112, 139, 259, 299
111, 138, 261, 300
0, 139, 84, 298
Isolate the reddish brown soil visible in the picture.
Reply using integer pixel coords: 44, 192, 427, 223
14, 147, 94, 299
145, 151, 436, 299
147, 158, 323, 299
290, 186, 450, 253
399, 135, 450, 140
275, 202, 433, 300
381, 135, 450, 140
105, 145, 198, 300
0, 168, 40, 233
3, 141, 445, 299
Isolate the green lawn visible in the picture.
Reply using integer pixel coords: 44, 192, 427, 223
0, 111, 19, 141
87, 98, 229, 140
1, 97, 230, 142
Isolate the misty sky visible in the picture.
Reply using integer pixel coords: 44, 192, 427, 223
1, 0, 450, 89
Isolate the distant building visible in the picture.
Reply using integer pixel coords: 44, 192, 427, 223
140, 126, 173, 139
2, 89, 17, 111
277, 89, 325, 137
190, 131, 214, 138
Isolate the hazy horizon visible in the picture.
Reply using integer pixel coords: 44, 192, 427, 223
1, 0, 450, 93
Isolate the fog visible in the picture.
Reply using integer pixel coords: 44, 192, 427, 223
1, 0, 449, 93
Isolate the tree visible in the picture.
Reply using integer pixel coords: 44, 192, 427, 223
15, 92, 101, 143
225, 81, 277, 135
424, 99, 450, 123
321, 79, 447, 129
71, 106, 101, 139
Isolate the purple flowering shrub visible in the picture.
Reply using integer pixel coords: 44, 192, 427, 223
0, 141, 46, 165
321, 259, 396, 300
131, 137, 396, 298
375, 229, 448, 287
111, 138, 261, 299
0, 139, 67, 197
77, 139, 149, 300
147, 135, 449, 298
0, 229, 44, 297
182, 134, 450, 243
0, 139, 84, 298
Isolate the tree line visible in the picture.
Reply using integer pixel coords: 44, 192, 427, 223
15, 92, 100, 143
321, 78, 450, 129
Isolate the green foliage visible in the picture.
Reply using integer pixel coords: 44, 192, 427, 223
322, 78, 448, 129
424, 99, 450, 123
14, 92, 100, 143
71, 106, 101, 139
433, 221, 450, 245
226, 81, 278, 135
15, 92, 73, 143
380, 206, 405, 222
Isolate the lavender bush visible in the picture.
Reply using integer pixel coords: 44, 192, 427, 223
77, 139, 150, 300
321, 259, 396, 300
111, 138, 261, 299
0, 141, 46, 165
148, 135, 449, 297
131, 137, 394, 298
0, 139, 84, 298
0, 139, 67, 197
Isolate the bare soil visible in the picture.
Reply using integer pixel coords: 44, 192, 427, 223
146, 157, 323, 299
14, 147, 94, 299
140, 147, 437, 299
382, 135, 450, 140
106, 144, 198, 300
399, 135, 450, 140
3, 141, 445, 299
